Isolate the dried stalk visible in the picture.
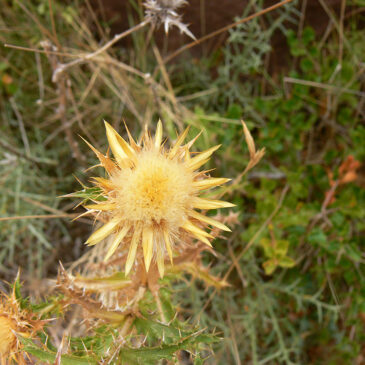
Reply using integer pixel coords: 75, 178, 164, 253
41, 41, 85, 164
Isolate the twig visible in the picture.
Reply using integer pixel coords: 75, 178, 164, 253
21, 196, 65, 215
35, 52, 45, 103
9, 98, 30, 157
52, 19, 150, 82
47, 0, 59, 47
153, 45, 177, 108
153, 291, 167, 324
14, 0, 57, 45
284, 77, 365, 97
317, 0, 352, 61
338, 0, 346, 64
119, 315, 134, 338
176, 88, 218, 102
163, 0, 293, 63
0, 139, 56, 165
41, 41, 85, 164
0, 214, 76, 222
4, 44, 76, 58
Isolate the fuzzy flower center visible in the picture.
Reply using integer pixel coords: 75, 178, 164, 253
0, 316, 16, 355
111, 151, 194, 227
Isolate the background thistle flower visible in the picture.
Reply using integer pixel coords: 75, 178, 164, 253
143, 0, 196, 40
0, 280, 46, 365
80, 121, 233, 278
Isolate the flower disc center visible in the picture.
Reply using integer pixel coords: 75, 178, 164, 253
112, 151, 194, 227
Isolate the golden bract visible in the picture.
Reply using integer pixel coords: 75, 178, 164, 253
0, 286, 45, 365
82, 121, 234, 277
0, 316, 16, 357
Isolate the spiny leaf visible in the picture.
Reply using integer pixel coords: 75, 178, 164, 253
72, 272, 132, 292
20, 337, 97, 365
120, 331, 219, 364
65, 187, 106, 203
159, 288, 175, 323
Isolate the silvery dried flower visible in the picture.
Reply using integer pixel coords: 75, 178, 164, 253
144, 0, 196, 40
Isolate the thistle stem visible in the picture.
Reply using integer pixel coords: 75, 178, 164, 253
153, 292, 167, 324
120, 315, 134, 339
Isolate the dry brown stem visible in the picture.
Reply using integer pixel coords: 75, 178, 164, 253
163, 0, 293, 63
41, 41, 85, 164
52, 20, 150, 83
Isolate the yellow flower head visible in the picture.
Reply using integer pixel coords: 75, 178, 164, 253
82, 121, 234, 277
0, 284, 45, 365
0, 315, 16, 359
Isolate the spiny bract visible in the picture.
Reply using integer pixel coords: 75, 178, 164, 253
82, 121, 234, 277
143, 0, 196, 40
0, 285, 45, 365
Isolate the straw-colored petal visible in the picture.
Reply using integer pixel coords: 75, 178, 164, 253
192, 197, 236, 210
92, 177, 115, 191
156, 244, 165, 278
181, 220, 213, 239
72, 210, 94, 222
193, 178, 231, 191
104, 121, 132, 168
81, 136, 117, 174
190, 231, 212, 247
123, 120, 141, 152
125, 228, 141, 275
104, 225, 130, 262
115, 130, 137, 161
190, 158, 210, 170
85, 203, 116, 211
189, 210, 231, 232
184, 145, 191, 163
169, 126, 190, 159
187, 145, 221, 171
154, 120, 163, 149
163, 230, 173, 264
184, 130, 202, 150
86, 217, 121, 246
142, 226, 154, 272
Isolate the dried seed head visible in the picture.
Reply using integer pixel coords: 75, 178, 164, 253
143, 0, 196, 39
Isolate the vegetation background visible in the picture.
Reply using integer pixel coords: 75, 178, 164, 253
0, 0, 364, 363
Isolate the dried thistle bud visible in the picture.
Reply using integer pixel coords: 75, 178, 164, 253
77, 120, 234, 278
241, 120, 265, 172
143, 0, 196, 40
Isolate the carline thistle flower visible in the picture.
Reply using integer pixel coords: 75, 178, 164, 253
81, 121, 234, 277
0, 284, 45, 365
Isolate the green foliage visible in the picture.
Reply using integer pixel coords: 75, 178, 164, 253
21, 288, 218, 364
66, 186, 106, 204
22, 339, 97, 365
173, 10, 364, 365
260, 237, 296, 275
128, 318, 218, 364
